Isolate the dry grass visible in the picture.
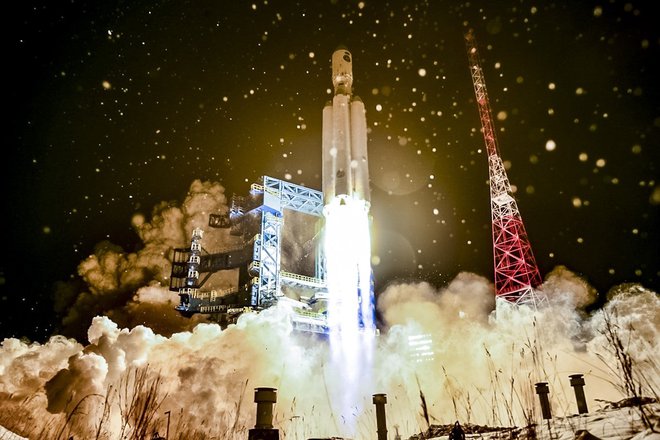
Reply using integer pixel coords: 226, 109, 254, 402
2, 305, 658, 439
597, 309, 659, 432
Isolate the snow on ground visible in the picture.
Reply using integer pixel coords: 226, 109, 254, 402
532, 403, 660, 440
429, 403, 660, 440
0, 425, 27, 440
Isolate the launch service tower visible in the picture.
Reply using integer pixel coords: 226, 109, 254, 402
171, 47, 376, 335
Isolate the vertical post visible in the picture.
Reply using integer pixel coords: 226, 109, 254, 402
249, 388, 279, 440
569, 374, 589, 414
373, 393, 388, 440
164, 410, 171, 440
254, 388, 277, 429
534, 382, 552, 420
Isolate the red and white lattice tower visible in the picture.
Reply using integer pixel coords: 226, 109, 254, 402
465, 30, 546, 308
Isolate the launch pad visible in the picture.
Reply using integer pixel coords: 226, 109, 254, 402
171, 46, 377, 334
170, 176, 334, 333
169, 36, 547, 334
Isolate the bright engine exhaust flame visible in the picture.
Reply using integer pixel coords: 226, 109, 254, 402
323, 195, 376, 434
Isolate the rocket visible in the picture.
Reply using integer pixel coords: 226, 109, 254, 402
322, 47, 370, 206
321, 47, 376, 337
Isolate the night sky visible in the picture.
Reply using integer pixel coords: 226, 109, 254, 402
4, 0, 658, 341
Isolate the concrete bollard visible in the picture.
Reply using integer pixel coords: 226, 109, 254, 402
249, 388, 279, 440
535, 382, 552, 420
373, 394, 388, 440
569, 374, 589, 414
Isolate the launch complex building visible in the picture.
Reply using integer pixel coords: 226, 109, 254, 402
170, 37, 546, 332
170, 47, 374, 333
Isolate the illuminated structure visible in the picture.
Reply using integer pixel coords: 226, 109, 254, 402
407, 334, 435, 363
465, 30, 547, 308
171, 176, 329, 332
322, 47, 375, 334
171, 47, 375, 333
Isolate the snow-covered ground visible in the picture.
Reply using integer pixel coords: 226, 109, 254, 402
530, 403, 660, 440
430, 403, 660, 440
2, 404, 658, 439
0, 425, 27, 440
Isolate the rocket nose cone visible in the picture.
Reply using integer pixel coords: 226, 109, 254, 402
331, 45, 353, 95
333, 46, 351, 62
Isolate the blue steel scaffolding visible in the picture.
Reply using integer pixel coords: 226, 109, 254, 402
170, 176, 330, 332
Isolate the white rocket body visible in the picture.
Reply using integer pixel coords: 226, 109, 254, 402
322, 47, 370, 206
321, 49, 375, 427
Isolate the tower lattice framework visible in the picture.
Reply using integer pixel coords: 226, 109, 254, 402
465, 30, 546, 308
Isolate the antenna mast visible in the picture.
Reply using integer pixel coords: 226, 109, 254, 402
465, 30, 546, 308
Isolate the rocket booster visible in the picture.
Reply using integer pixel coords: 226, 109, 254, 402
322, 47, 370, 206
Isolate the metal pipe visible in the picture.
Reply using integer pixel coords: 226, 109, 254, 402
569, 374, 588, 414
373, 393, 388, 440
254, 387, 277, 429
165, 410, 170, 440
534, 382, 552, 420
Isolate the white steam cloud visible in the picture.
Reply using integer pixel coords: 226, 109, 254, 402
54, 180, 240, 339
1, 181, 658, 439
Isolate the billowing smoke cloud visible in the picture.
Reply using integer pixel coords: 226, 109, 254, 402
1, 181, 658, 439
53, 180, 239, 340
370, 269, 656, 429
2, 273, 658, 438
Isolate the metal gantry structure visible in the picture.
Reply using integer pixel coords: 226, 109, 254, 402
465, 30, 547, 308
250, 176, 325, 307
170, 36, 547, 326
170, 176, 330, 332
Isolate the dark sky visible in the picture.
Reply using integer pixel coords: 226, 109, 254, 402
4, 0, 659, 341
